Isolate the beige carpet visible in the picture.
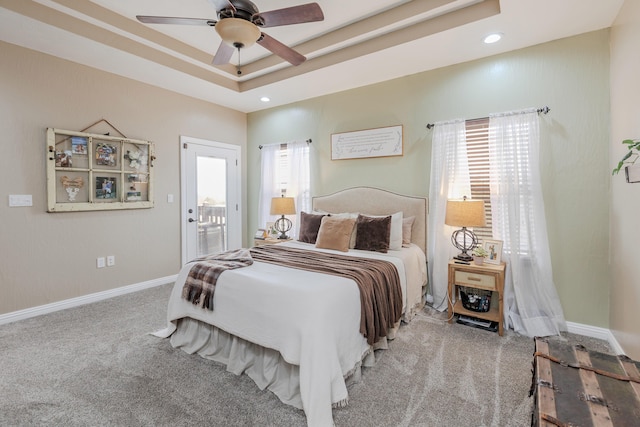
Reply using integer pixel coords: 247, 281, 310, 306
0, 283, 611, 426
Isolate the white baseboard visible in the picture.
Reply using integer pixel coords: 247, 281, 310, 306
1, 281, 628, 357
0, 275, 177, 326
566, 321, 626, 356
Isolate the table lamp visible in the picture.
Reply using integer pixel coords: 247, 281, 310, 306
270, 196, 296, 239
445, 196, 486, 262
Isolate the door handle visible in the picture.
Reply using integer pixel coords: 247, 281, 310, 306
188, 218, 195, 223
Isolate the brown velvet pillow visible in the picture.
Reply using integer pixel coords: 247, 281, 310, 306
298, 211, 326, 244
315, 216, 356, 252
355, 214, 391, 253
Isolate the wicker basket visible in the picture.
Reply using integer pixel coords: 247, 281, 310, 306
459, 286, 491, 312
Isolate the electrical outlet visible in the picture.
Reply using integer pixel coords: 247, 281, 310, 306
97, 257, 106, 268
107, 255, 115, 267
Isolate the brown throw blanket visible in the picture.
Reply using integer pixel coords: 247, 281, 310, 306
250, 245, 402, 345
182, 248, 253, 310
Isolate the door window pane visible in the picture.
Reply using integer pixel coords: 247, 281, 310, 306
197, 156, 226, 257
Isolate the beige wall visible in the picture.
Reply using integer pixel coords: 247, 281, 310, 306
0, 41, 246, 315
3, 24, 635, 357
610, 0, 640, 359
248, 31, 611, 331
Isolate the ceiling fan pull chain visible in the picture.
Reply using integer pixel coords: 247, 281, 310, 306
236, 46, 242, 75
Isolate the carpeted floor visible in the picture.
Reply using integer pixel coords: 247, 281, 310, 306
0, 284, 611, 426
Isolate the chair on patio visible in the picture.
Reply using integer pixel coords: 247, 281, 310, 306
197, 204, 226, 254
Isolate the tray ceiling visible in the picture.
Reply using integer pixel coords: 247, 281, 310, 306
0, 0, 624, 112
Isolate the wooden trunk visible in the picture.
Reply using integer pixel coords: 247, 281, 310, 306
531, 337, 640, 427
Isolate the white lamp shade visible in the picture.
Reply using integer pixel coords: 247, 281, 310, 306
270, 197, 296, 215
215, 18, 261, 48
445, 198, 486, 228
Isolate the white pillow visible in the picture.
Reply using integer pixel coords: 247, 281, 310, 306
402, 216, 415, 247
365, 212, 403, 250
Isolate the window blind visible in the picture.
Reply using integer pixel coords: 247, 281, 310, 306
465, 118, 493, 243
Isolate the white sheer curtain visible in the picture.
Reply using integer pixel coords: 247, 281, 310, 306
258, 143, 280, 232
428, 119, 471, 310
488, 109, 567, 337
286, 141, 311, 234
258, 141, 310, 240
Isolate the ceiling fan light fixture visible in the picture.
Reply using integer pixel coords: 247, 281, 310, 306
215, 17, 261, 48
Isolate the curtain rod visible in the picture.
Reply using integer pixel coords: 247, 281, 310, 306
425, 106, 551, 130
259, 139, 312, 149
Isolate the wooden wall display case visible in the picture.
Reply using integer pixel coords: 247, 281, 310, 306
46, 128, 154, 212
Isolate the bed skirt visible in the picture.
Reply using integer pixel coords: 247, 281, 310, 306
169, 317, 397, 411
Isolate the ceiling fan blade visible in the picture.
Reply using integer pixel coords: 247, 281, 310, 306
207, 0, 235, 13
212, 41, 234, 65
254, 3, 324, 28
257, 33, 306, 66
136, 16, 217, 26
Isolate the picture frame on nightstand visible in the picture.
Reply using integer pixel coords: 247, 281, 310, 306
483, 239, 503, 264
265, 221, 277, 239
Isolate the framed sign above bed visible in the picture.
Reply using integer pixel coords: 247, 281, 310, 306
331, 125, 403, 160
46, 128, 155, 212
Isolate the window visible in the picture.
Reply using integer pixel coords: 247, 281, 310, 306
465, 118, 493, 243
273, 143, 310, 199
466, 115, 534, 254
275, 144, 291, 196
258, 141, 310, 235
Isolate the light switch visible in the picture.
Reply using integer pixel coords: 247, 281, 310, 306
167, 194, 174, 203
9, 195, 32, 207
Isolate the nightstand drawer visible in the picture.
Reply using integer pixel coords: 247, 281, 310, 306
454, 271, 496, 291
254, 238, 291, 246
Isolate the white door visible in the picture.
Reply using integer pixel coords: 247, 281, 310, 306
181, 136, 241, 265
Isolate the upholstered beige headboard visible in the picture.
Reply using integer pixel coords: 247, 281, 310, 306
312, 187, 428, 255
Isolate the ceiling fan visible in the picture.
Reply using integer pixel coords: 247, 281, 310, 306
136, 0, 324, 71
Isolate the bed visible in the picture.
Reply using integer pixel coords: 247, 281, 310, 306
154, 187, 428, 426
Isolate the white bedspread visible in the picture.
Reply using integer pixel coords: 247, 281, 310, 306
154, 241, 426, 427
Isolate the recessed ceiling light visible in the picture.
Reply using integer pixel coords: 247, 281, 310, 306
260, 96, 270, 102
483, 33, 503, 44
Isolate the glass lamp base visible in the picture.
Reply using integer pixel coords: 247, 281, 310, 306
451, 227, 478, 263
274, 216, 292, 240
